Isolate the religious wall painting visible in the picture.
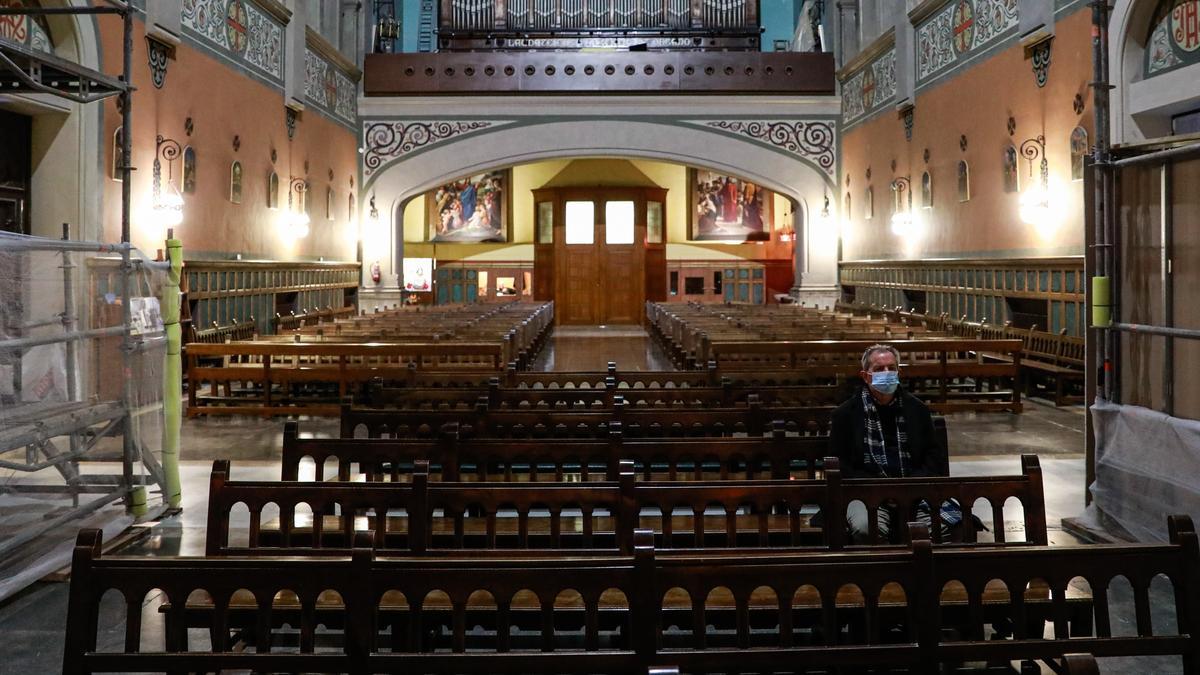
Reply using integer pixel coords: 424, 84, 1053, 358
183, 146, 197, 194
267, 172, 279, 209
865, 186, 874, 220
427, 169, 509, 243
843, 48, 898, 127
689, 169, 771, 242
1070, 126, 1089, 181
229, 161, 242, 204
181, 0, 284, 84
921, 171, 933, 208
1003, 145, 1019, 193
1146, 0, 1200, 77
957, 160, 971, 202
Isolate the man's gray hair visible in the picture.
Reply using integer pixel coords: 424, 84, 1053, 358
861, 344, 901, 371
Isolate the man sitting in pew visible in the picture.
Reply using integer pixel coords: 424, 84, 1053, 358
829, 344, 958, 543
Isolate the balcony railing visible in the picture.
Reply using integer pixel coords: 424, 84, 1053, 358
438, 0, 760, 51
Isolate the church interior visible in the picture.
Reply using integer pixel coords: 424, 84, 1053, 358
0, 0, 1198, 672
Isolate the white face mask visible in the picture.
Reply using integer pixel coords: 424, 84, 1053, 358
870, 370, 899, 395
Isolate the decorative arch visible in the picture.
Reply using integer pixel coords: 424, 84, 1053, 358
1110, 0, 1200, 142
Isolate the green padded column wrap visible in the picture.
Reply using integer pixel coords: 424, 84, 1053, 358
1092, 276, 1111, 328
161, 238, 183, 508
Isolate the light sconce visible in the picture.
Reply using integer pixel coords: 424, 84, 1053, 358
369, 192, 379, 221
152, 135, 184, 229
1018, 135, 1057, 230
286, 177, 310, 238
890, 176, 913, 235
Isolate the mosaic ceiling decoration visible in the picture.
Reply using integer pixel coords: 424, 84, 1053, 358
181, 0, 284, 86
916, 0, 1020, 87
843, 47, 897, 129
1146, 0, 1200, 78
304, 48, 357, 130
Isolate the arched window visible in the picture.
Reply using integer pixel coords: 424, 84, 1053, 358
326, 186, 335, 220
921, 171, 933, 208
348, 192, 355, 223
957, 161, 970, 202
267, 172, 279, 209
183, 147, 196, 194
1070, 126, 1089, 181
111, 127, 123, 182
229, 161, 242, 204
865, 186, 874, 220
844, 192, 851, 220
1002, 145, 1019, 193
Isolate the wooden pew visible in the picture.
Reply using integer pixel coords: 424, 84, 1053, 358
705, 339, 1024, 414
283, 418, 949, 483
187, 342, 508, 417
207, 455, 1048, 555
63, 519, 1200, 673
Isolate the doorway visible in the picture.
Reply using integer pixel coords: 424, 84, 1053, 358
535, 186, 666, 325
0, 109, 32, 234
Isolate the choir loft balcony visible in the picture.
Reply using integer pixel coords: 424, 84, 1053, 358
363, 0, 834, 96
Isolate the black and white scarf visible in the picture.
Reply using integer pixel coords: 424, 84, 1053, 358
862, 388, 963, 526
861, 388, 909, 478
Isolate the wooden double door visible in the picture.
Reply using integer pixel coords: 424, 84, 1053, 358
533, 186, 667, 326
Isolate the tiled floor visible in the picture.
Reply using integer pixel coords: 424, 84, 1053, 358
0, 327, 1178, 673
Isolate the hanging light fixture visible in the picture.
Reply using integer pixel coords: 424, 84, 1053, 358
1018, 135, 1059, 231
153, 136, 184, 229
890, 177, 913, 235
286, 177, 310, 238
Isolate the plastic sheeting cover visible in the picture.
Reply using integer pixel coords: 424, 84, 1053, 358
1090, 398, 1200, 542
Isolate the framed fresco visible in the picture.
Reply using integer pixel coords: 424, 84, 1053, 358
427, 169, 509, 243
1070, 126, 1089, 181
1003, 145, 1019, 193
688, 169, 771, 242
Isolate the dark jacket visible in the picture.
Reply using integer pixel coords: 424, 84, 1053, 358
828, 385, 946, 479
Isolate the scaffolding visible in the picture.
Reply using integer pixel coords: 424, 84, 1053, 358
0, 1, 172, 600
1080, 0, 1200, 542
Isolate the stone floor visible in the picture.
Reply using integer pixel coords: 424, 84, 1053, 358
0, 328, 1178, 673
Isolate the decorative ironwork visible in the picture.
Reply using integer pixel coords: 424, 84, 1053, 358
153, 136, 182, 201
1030, 39, 1052, 88
362, 120, 503, 177
700, 120, 836, 178
286, 107, 297, 140
959, 134, 968, 152
146, 36, 170, 89
1020, 135, 1048, 186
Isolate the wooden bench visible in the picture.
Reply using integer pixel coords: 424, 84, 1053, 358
1017, 326, 1085, 406
187, 317, 257, 344
187, 342, 509, 417
284, 417, 947, 483
64, 518, 1200, 673
705, 339, 1024, 414
339, 399, 837, 439
206, 455, 1047, 555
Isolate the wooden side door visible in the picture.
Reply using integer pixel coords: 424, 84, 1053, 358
599, 193, 644, 325
555, 194, 599, 325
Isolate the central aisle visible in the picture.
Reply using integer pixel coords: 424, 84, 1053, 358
530, 325, 675, 372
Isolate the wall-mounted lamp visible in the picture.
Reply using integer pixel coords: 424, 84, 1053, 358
1018, 135, 1057, 230
286, 177, 310, 238
368, 192, 379, 221
890, 176, 913, 235
153, 136, 184, 229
